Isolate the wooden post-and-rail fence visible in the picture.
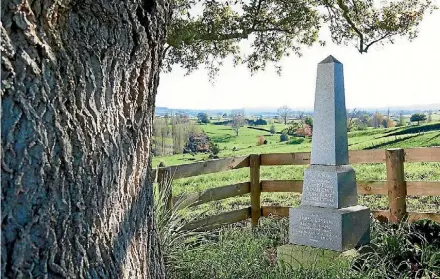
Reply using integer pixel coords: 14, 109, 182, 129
155, 147, 440, 231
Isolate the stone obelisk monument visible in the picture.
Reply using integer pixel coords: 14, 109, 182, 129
288, 56, 370, 254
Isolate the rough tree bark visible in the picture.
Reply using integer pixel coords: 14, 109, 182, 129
1, 0, 170, 278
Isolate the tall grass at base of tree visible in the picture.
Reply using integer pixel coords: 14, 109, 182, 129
153, 176, 212, 271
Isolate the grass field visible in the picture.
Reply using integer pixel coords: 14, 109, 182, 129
154, 122, 440, 214
153, 122, 440, 167
153, 121, 440, 279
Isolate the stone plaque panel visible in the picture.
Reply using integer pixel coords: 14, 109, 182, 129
289, 205, 370, 251
301, 165, 357, 208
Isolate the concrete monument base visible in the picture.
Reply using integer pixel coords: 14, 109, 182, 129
289, 205, 370, 251
277, 244, 358, 269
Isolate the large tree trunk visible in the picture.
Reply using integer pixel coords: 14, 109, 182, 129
1, 0, 170, 278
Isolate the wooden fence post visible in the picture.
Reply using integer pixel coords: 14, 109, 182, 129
157, 166, 172, 211
385, 148, 407, 223
250, 154, 261, 227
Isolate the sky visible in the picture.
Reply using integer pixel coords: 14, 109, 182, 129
156, 11, 440, 110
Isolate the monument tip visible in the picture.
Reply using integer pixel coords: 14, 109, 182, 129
319, 55, 342, 64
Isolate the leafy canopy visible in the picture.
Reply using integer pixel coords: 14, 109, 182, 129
410, 113, 427, 123
164, 0, 436, 79
197, 112, 210, 123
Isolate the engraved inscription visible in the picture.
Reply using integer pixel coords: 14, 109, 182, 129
294, 213, 335, 243
303, 180, 335, 206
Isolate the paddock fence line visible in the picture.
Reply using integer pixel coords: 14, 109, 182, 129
153, 147, 440, 230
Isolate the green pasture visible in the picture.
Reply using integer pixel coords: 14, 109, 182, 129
155, 120, 440, 279
152, 121, 440, 219
153, 121, 440, 167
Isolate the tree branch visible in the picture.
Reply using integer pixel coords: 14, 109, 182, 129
163, 44, 172, 56
350, 0, 360, 18
169, 25, 298, 48
335, 0, 365, 53
363, 31, 393, 53
251, 0, 264, 29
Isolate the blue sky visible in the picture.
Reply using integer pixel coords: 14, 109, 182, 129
157, 12, 440, 110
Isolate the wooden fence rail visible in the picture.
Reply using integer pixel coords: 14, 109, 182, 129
261, 207, 440, 223
173, 182, 250, 209
259, 180, 440, 196
165, 155, 249, 180
182, 208, 251, 231
155, 147, 440, 230
155, 147, 440, 182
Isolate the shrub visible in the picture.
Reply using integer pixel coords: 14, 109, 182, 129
269, 124, 276, 134
257, 136, 265, 146
304, 116, 313, 128
281, 123, 299, 135
296, 124, 312, 137
249, 118, 268, 126
387, 119, 396, 128
280, 133, 289, 142
184, 132, 211, 153
356, 123, 369, 130
210, 142, 220, 155
197, 112, 210, 123
213, 120, 232, 125
208, 154, 219, 159
288, 137, 305, 145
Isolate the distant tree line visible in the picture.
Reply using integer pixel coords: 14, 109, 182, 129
275, 105, 434, 135
154, 109, 434, 156
153, 114, 200, 156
